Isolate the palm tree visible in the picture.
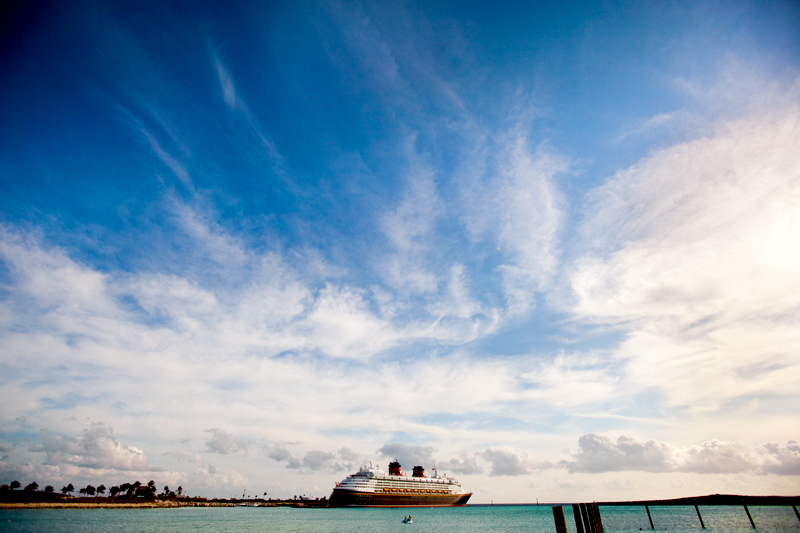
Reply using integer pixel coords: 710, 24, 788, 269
44, 486, 54, 494
61, 483, 74, 495
10, 481, 20, 490
177, 486, 183, 497
97, 485, 106, 497
24, 482, 39, 491
85, 485, 96, 496
109, 486, 120, 497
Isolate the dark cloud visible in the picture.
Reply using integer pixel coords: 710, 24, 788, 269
301, 451, 336, 470
559, 434, 799, 475
262, 444, 294, 462
261, 445, 357, 472
436, 450, 483, 475
477, 446, 535, 476
203, 428, 247, 455
376, 442, 436, 468
338, 447, 361, 464
760, 441, 800, 475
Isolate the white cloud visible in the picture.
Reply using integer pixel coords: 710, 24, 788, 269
163, 451, 202, 464
458, 127, 566, 316
189, 464, 248, 489
518, 351, 619, 408
40, 423, 156, 472
380, 162, 442, 295
569, 103, 800, 412
214, 57, 237, 110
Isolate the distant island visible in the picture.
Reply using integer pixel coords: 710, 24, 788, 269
598, 494, 800, 506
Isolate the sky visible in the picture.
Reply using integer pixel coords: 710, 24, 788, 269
1, 0, 799, 502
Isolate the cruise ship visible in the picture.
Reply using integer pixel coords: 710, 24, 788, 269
328, 461, 472, 507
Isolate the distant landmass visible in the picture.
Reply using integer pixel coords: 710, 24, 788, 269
599, 494, 800, 506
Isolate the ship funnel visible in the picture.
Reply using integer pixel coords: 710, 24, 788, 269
388, 460, 402, 476
412, 465, 426, 478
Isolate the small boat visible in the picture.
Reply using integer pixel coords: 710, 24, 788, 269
402, 516, 413, 524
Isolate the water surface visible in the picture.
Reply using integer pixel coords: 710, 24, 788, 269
2, 504, 798, 532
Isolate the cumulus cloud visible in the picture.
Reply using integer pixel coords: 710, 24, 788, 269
477, 446, 540, 476
188, 463, 248, 488
377, 442, 437, 468
436, 450, 483, 475
41, 423, 157, 472
561, 434, 799, 475
262, 444, 295, 463
204, 429, 247, 455
300, 451, 336, 471
760, 441, 800, 475
375, 443, 484, 475
261, 445, 359, 472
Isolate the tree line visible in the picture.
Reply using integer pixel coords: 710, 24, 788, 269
1, 479, 184, 499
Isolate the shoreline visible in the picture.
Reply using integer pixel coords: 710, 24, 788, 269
0, 501, 234, 509
0, 499, 330, 510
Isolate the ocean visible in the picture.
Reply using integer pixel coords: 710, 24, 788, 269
1, 504, 799, 532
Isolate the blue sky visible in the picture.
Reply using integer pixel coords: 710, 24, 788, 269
1, 0, 799, 501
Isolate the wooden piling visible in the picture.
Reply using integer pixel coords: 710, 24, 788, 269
695, 505, 705, 529
645, 505, 654, 529
587, 503, 597, 533
592, 502, 604, 532
553, 505, 568, 533
573, 504, 585, 533
744, 505, 756, 528
580, 503, 592, 533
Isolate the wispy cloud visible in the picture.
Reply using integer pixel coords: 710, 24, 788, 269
567, 103, 800, 412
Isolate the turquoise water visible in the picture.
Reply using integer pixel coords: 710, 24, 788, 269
1, 505, 798, 532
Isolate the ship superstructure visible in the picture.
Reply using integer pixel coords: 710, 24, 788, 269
327, 461, 472, 507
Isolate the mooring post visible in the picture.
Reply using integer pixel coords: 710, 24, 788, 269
793, 505, 800, 523
573, 504, 585, 533
645, 505, 654, 529
580, 503, 592, 533
695, 505, 705, 529
593, 502, 604, 532
744, 505, 756, 528
553, 505, 568, 533
587, 503, 597, 533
